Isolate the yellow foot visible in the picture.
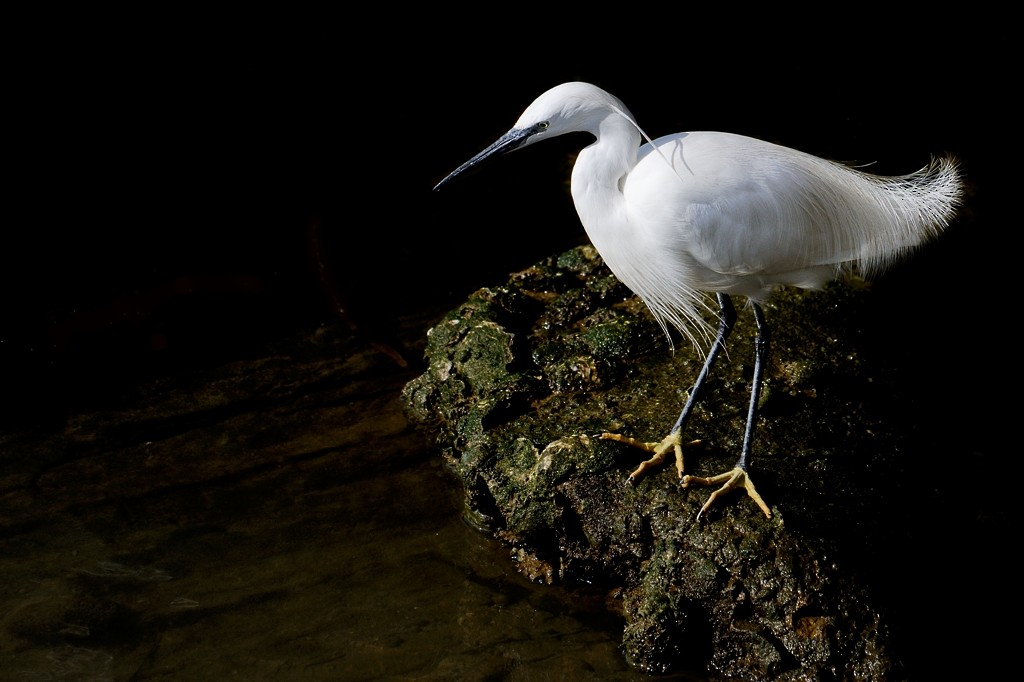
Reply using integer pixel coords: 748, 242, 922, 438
682, 467, 772, 519
600, 431, 699, 482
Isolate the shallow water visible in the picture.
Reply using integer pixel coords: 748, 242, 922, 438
0, 320, 715, 681
1, 60, 1000, 678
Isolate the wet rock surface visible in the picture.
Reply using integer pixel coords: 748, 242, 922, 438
0, 244, 1006, 681
402, 244, 1003, 680
1, 309, 693, 681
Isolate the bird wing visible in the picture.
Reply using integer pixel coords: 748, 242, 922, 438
626, 131, 948, 286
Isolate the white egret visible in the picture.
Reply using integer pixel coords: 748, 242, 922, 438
434, 82, 963, 520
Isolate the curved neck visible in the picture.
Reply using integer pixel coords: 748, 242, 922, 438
570, 112, 640, 234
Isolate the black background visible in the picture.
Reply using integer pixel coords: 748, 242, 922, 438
1, 11, 1009, 678
5, 19, 996, 420
1, 16, 997, 420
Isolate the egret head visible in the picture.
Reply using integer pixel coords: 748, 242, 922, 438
514, 81, 631, 138
433, 82, 632, 191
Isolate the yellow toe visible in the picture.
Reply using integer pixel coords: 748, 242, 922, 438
683, 467, 771, 519
602, 431, 690, 482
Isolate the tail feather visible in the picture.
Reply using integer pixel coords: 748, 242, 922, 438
847, 155, 964, 274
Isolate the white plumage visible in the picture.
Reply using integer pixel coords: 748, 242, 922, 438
435, 81, 963, 519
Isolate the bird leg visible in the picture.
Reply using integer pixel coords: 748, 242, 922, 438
603, 293, 735, 484
682, 301, 772, 519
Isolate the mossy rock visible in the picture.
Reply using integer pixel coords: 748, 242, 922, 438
402, 245, 912, 679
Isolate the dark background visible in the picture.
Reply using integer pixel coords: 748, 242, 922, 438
4, 19, 997, 421
1, 13, 1009, 678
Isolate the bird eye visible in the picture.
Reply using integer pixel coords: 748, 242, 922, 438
538, 121, 550, 130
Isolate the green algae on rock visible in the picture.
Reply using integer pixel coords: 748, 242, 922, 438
402, 245, 907, 679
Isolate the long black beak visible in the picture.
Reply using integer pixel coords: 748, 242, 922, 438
433, 127, 536, 191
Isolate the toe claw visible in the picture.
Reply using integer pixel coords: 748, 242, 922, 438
605, 431, 685, 484
683, 467, 771, 519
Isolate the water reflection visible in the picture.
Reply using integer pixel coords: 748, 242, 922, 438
0, 328, 710, 681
